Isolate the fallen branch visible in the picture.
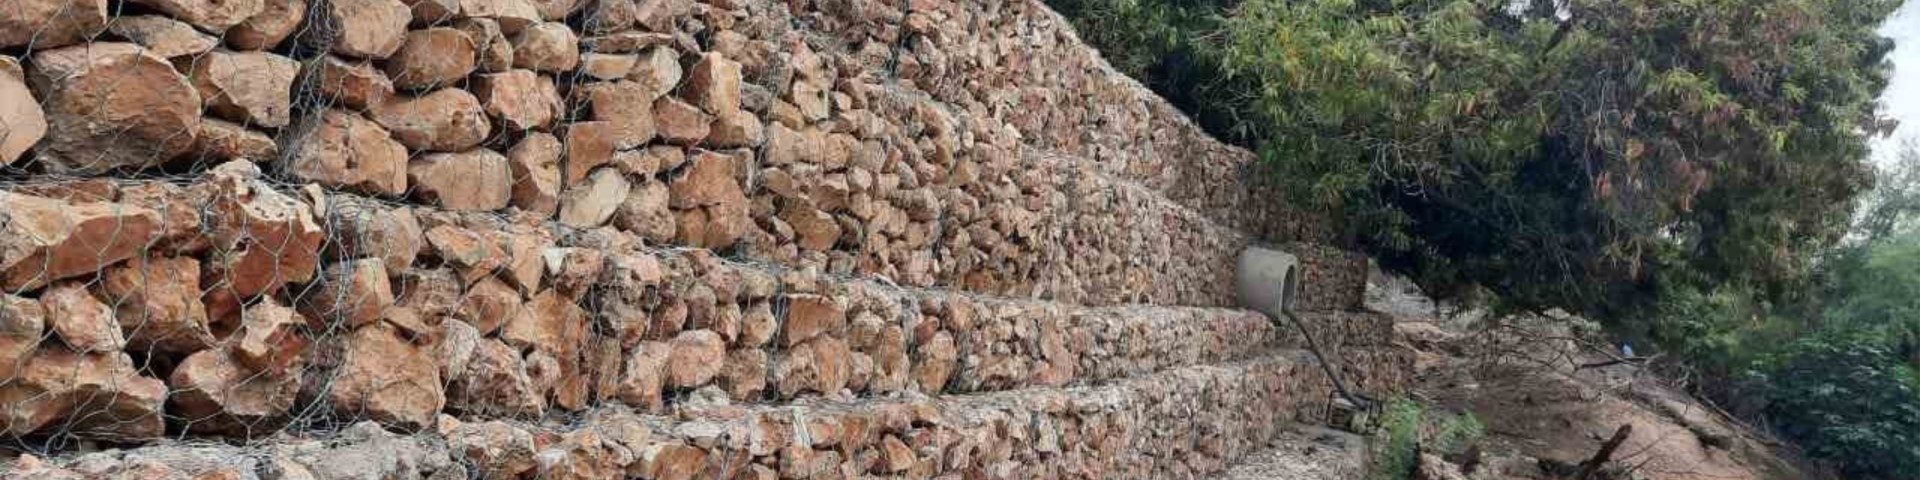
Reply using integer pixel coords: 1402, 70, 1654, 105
1574, 424, 1633, 480
1576, 356, 1652, 370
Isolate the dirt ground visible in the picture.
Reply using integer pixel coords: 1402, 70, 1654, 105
1368, 268, 1831, 480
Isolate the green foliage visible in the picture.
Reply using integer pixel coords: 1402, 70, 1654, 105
1743, 336, 1920, 479
1370, 396, 1484, 480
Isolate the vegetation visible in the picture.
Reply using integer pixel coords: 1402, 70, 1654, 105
1050, 0, 1917, 476
1371, 396, 1485, 480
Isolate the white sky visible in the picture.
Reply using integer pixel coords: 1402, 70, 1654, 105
1873, 1, 1920, 165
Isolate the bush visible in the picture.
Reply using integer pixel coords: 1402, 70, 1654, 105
1371, 396, 1484, 480
1744, 337, 1920, 479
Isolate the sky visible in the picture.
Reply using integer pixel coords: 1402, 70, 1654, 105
1874, 1, 1920, 165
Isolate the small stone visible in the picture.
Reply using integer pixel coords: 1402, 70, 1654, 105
506, 133, 564, 215
437, 317, 481, 380
461, 0, 542, 33
0, 0, 110, 49
409, 148, 514, 211
653, 97, 711, 146
880, 435, 914, 472
616, 341, 670, 412
558, 168, 632, 228
626, 47, 681, 99
580, 53, 637, 80
782, 205, 841, 252
707, 109, 763, 148
107, 15, 219, 58
562, 121, 617, 185
0, 295, 45, 380
472, 69, 562, 131
372, 88, 492, 152
404, 0, 460, 24
0, 348, 166, 440
29, 43, 201, 173
231, 298, 309, 375
580, 32, 673, 53
719, 348, 767, 400
668, 149, 745, 208
448, 420, 539, 478
425, 224, 504, 284
578, 0, 637, 34
284, 109, 409, 195
321, 0, 413, 59
510, 22, 578, 72
386, 27, 478, 90
227, 0, 308, 50
299, 258, 394, 328
912, 331, 955, 392
183, 50, 301, 128
323, 196, 425, 273
127, 0, 265, 31
41, 282, 124, 353
454, 277, 521, 335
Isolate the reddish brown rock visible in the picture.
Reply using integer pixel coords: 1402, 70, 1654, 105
561, 121, 617, 185
626, 47, 681, 99
880, 435, 915, 473
641, 443, 707, 480
666, 329, 724, 388
41, 282, 123, 353
322, 0, 413, 59
324, 197, 425, 274
580, 53, 637, 80
707, 109, 763, 148
473, 69, 561, 131
580, 31, 672, 53
681, 53, 741, 114
386, 27, 478, 90
0, 191, 162, 291
455, 277, 521, 335
777, 335, 849, 397
0, 348, 166, 440
300, 258, 394, 328
578, 81, 658, 149
0, 295, 45, 380
782, 204, 841, 252
669, 150, 745, 209
409, 148, 513, 211
616, 341, 670, 412
328, 322, 445, 430
308, 55, 395, 111
502, 290, 586, 360
492, 231, 548, 294
0, 57, 45, 166
372, 88, 492, 152
632, 0, 688, 36
720, 348, 767, 400
0, 0, 110, 49
653, 97, 711, 146
425, 224, 504, 284
506, 132, 563, 215
530, 0, 582, 19
96, 256, 215, 354
539, 247, 602, 293
405, 0, 460, 24
227, 0, 308, 50
169, 348, 300, 435
558, 168, 631, 228
614, 179, 676, 244
127, 0, 264, 31
231, 298, 309, 375
912, 330, 955, 392
453, 18, 514, 72
202, 162, 325, 313
107, 15, 219, 58
782, 294, 843, 347
579, 0, 637, 34
183, 50, 300, 128
462, 0, 541, 33
739, 301, 776, 348
28, 43, 201, 173
449, 420, 539, 478
451, 339, 545, 417
394, 267, 462, 319
193, 117, 280, 162
285, 110, 408, 195
510, 22, 578, 72
437, 316, 480, 380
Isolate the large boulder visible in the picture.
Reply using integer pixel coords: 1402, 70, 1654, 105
472, 69, 562, 132
0, 0, 110, 50
95, 256, 216, 354
386, 27, 478, 90
168, 348, 300, 436
372, 88, 492, 152
409, 148, 513, 211
328, 322, 445, 430
202, 162, 326, 317
227, 0, 308, 50
319, 0, 413, 59
182, 50, 300, 128
0, 191, 162, 291
28, 43, 201, 173
0, 348, 167, 440
284, 109, 410, 196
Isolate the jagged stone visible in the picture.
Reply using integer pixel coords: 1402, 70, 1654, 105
562, 121, 617, 185
372, 88, 492, 152
107, 15, 219, 58
667, 329, 724, 388
300, 258, 394, 328
453, 18, 514, 72
324, 196, 425, 274
285, 109, 409, 195
653, 96, 712, 146
28, 42, 201, 173
41, 282, 123, 353
231, 298, 309, 375
507, 132, 563, 215
0, 57, 44, 167
580, 53, 637, 80
169, 348, 300, 435
409, 148, 513, 211
461, 0, 541, 33
193, 117, 280, 162
0, 0, 110, 50
308, 55, 395, 111
329, 321, 444, 430
183, 50, 300, 128
425, 224, 504, 284
437, 317, 480, 379
455, 277, 521, 335
452, 339, 546, 418
321, 0, 413, 59
510, 21, 578, 72
681, 52, 742, 114
577, 81, 659, 149
202, 162, 326, 316
0, 348, 166, 440
0, 191, 163, 291
558, 167, 631, 228
615, 179, 677, 244
473, 69, 562, 131
95, 256, 215, 354
126, 0, 264, 30
448, 420, 539, 478
616, 341, 670, 412
782, 294, 842, 347
386, 27, 478, 90
227, 0, 307, 50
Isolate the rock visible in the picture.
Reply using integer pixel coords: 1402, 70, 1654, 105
126, 0, 264, 30
912, 331, 955, 392
95, 256, 215, 354
632, 0, 689, 33
777, 335, 848, 397
580, 53, 637, 80
577, 81, 659, 149
720, 348, 767, 400
0, 348, 166, 440
707, 109, 763, 148
300, 258, 394, 328
510, 22, 578, 72
285, 109, 409, 195
535, 429, 623, 480
169, 348, 300, 435
307, 55, 395, 111
529, 0, 582, 19
0, 57, 45, 166
452, 339, 545, 417
321, 0, 413, 59
41, 282, 123, 353
880, 435, 914, 473
405, 0, 461, 24
640, 443, 706, 480
454, 18, 514, 72
579, 0, 637, 34
328, 322, 445, 430
558, 168, 632, 228
202, 163, 326, 313
0, 192, 165, 291
472, 69, 562, 131
449, 420, 539, 478
425, 224, 504, 284
372, 88, 492, 152
669, 149, 745, 208
0, 295, 45, 380
614, 179, 676, 243
107, 15, 219, 58
580, 31, 673, 53
193, 117, 280, 162
231, 298, 309, 375
437, 317, 480, 379
667, 329, 724, 388
681, 53, 742, 114
28, 43, 201, 173
540, 247, 603, 293
0, 0, 109, 49
461, 0, 542, 33
409, 148, 514, 211
616, 341, 670, 412
561, 121, 617, 185
227, 0, 307, 50
627, 47, 682, 99
506, 132, 563, 215
782, 294, 843, 347
493, 231, 548, 294
455, 277, 520, 335
183, 50, 300, 128
739, 301, 776, 347
782, 204, 840, 252
324, 197, 425, 274
386, 28, 478, 90
653, 97, 712, 146
502, 290, 586, 360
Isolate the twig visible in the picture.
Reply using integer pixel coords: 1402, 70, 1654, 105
1575, 424, 1634, 480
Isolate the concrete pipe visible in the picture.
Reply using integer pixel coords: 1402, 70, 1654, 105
1236, 245, 1301, 318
